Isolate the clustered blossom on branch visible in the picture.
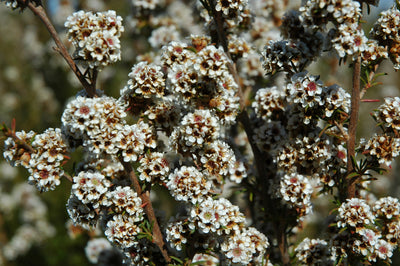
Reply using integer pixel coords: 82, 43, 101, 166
65, 10, 124, 68
262, 0, 398, 75
359, 96, 400, 167
370, 6, 400, 69
2, 0, 400, 265
327, 197, 400, 263
3, 128, 68, 192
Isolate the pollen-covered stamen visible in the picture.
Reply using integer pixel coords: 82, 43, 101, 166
39, 169, 50, 179
307, 82, 316, 92
79, 106, 91, 115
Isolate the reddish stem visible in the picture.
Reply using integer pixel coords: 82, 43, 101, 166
277, 219, 290, 266
27, 2, 96, 97
119, 159, 171, 263
346, 56, 362, 199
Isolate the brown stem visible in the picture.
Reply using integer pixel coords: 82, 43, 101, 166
238, 111, 267, 177
277, 220, 290, 266
91, 68, 99, 92
63, 173, 73, 183
119, 159, 171, 263
207, 2, 246, 110
333, 120, 349, 141
0, 214, 7, 250
213, 9, 229, 53
346, 56, 362, 199
27, 2, 96, 97
5, 129, 74, 183
4, 129, 35, 153
208, 0, 272, 199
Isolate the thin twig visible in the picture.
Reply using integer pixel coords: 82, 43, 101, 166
91, 68, 98, 92
238, 111, 267, 177
208, 2, 288, 263
277, 219, 290, 266
119, 159, 171, 263
4, 130, 35, 153
333, 120, 349, 141
346, 55, 362, 199
27, 2, 96, 97
207, 2, 246, 110
208, 1, 267, 178
63, 173, 73, 183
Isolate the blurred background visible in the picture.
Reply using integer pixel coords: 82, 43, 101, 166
0, 0, 399, 265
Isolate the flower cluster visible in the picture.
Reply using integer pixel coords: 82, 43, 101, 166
360, 134, 400, 167
189, 197, 246, 235
165, 196, 269, 265
62, 95, 155, 160
3, 0, 400, 265
191, 253, 219, 265
300, 0, 361, 27
137, 152, 170, 183
220, 227, 269, 265
374, 97, 400, 132
104, 213, 142, 248
295, 238, 332, 265
275, 173, 313, 220
166, 166, 213, 204
329, 197, 400, 263
215, 0, 247, 18
124, 62, 165, 99
85, 238, 113, 264
359, 97, 400, 167
370, 7, 400, 69
3, 130, 36, 168
331, 23, 368, 59
165, 219, 190, 251
263, 0, 395, 72
337, 198, 375, 231
252, 86, 285, 121
3, 128, 68, 192
65, 10, 124, 68
71, 171, 111, 208
170, 109, 220, 153
132, 0, 162, 11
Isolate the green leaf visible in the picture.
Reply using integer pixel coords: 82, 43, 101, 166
136, 233, 148, 240
346, 172, 359, 180
185, 46, 197, 54
190, 261, 207, 265
374, 72, 388, 78
350, 155, 357, 169
0, 123, 8, 132
170, 256, 183, 264
338, 226, 348, 234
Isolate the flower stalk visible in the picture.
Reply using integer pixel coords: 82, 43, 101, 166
27, 2, 96, 97
346, 55, 362, 199
119, 159, 171, 263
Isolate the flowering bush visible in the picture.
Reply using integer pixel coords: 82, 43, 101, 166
1, 0, 400, 265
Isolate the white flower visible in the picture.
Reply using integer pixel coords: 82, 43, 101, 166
85, 238, 113, 264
